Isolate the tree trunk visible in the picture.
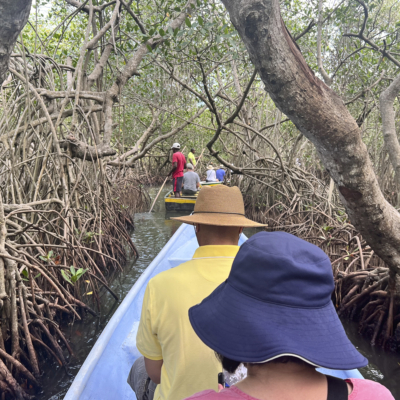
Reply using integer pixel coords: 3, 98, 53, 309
380, 72, 400, 191
0, 0, 32, 84
220, 0, 400, 275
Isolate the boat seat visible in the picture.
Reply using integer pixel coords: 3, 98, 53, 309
121, 321, 141, 365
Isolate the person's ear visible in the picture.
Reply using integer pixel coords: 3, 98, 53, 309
195, 224, 200, 233
239, 227, 244, 234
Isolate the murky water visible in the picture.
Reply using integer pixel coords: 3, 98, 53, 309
36, 186, 399, 399
342, 320, 400, 399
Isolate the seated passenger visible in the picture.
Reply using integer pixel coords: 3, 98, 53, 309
186, 232, 394, 400
182, 163, 200, 195
127, 186, 265, 400
216, 165, 226, 182
206, 165, 218, 182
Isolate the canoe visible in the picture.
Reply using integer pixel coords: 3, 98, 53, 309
164, 181, 223, 212
164, 191, 198, 212
64, 223, 363, 400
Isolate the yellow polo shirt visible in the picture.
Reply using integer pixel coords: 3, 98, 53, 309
188, 152, 196, 167
136, 245, 239, 400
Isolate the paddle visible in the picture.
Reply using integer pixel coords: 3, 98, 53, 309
149, 176, 169, 213
195, 148, 206, 168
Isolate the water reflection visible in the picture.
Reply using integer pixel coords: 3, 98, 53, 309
342, 319, 400, 398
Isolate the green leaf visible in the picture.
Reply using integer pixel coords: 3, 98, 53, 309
22, 269, 28, 278
39, 255, 48, 262
61, 270, 73, 285
185, 17, 191, 28
159, 28, 165, 36
48, 250, 54, 258
34, 273, 41, 279
197, 16, 204, 26
70, 265, 76, 275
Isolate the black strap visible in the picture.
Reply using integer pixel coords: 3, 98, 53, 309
193, 211, 245, 216
327, 375, 348, 400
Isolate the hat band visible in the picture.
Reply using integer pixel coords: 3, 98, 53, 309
193, 211, 245, 216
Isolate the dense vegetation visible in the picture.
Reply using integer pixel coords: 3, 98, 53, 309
0, 0, 400, 397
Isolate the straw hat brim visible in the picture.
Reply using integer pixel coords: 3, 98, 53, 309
207, 165, 214, 170
171, 213, 266, 227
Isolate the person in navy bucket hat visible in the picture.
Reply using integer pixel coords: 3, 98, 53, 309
184, 232, 394, 400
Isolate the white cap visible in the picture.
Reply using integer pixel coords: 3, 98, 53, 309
171, 142, 180, 149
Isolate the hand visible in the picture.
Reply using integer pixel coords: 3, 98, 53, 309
218, 384, 224, 392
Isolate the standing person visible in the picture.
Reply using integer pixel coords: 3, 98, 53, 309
206, 165, 218, 182
182, 163, 200, 195
127, 186, 265, 400
185, 232, 394, 400
216, 165, 226, 183
168, 143, 186, 198
188, 148, 197, 168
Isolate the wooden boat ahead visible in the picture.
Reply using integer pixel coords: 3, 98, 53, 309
164, 181, 223, 212
164, 191, 198, 212
64, 224, 363, 400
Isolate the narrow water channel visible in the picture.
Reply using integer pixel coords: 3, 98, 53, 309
37, 186, 399, 399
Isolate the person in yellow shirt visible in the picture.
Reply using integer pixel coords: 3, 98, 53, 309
187, 148, 197, 168
127, 185, 265, 400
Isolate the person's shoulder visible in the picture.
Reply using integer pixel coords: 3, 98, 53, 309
347, 378, 395, 399
149, 260, 195, 286
184, 389, 238, 400
184, 390, 217, 400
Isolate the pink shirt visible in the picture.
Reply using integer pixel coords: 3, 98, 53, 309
184, 379, 394, 400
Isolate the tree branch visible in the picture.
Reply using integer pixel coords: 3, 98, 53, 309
220, 0, 400, 275
0, 0, 32, 84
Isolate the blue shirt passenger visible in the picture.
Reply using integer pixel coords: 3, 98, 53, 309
216, 167, 225, 182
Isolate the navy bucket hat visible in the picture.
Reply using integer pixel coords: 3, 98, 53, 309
189, 231, 367, 370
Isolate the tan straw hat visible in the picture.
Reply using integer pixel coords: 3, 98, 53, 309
207, 165, 214, 170
171, 186, 266, 227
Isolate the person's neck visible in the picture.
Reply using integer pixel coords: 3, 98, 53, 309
198, 240, 238, 246
235, 363, 336, 400
195, 226, 242, 246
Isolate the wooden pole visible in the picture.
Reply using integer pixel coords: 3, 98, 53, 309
196, 148, 206, 166
149, 176, 169, 213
